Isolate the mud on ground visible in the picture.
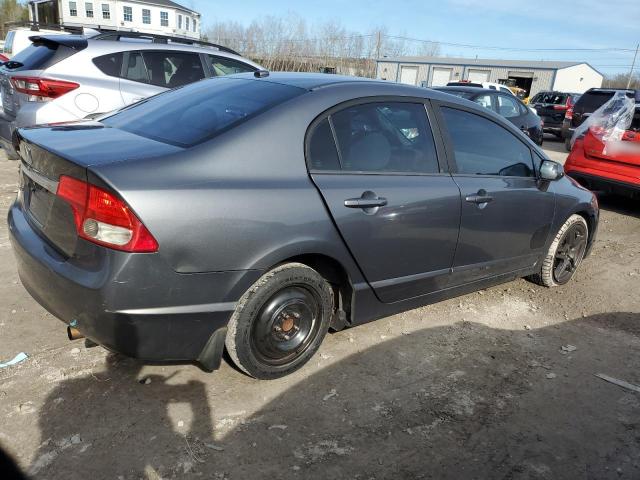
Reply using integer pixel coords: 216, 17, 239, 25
0, 139, 639, 480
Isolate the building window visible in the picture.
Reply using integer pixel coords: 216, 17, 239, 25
101, 3, 110, 19
69, 1, 77, 16
160, 11, 168, 26
177, 14, 182, 29
185, 17, 190, 31
85, 2, 93, 17
123, 5, 132, 22
142, 8, 150, 24
193, 18, 196, 32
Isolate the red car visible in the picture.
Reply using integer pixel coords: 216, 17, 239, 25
565, 104, 640, 198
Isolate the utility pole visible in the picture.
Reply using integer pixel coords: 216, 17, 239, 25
627, 43, 639, 89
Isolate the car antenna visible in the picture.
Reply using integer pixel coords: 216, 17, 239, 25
254, 70, 269, 78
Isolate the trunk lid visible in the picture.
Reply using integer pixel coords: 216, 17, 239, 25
16, 122, 182, 257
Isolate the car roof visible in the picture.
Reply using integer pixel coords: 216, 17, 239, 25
434, 86, 494, 94
228, 72, 392, 90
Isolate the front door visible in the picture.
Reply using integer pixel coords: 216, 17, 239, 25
307, 101, 461, 303
437, 105, 556, 285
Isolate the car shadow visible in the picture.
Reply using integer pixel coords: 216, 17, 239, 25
597, 194, 640, 219
30, 313, 640, 479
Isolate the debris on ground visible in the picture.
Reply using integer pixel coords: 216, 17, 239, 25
594, 374, 640, 393
268, 424, 288, 430
323, 389, 338, 401
204, 443, 225, 452
561, 345, 577, 354
0, 352, 28, 368
546, 373, 557, 379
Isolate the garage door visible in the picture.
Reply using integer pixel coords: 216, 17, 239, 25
431, 67, 452, 86
399, 66, 419, 85
467, 69, 490, 83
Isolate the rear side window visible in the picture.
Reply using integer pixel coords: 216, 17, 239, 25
124, 52, 148, 83
307, 118, 340, 170
329, 102, 439, 174
4, 42, 79, 71
92, 52, 123, 77
142, 51, 205, 88
102, 78, 304, 147
441, 107, 534, 177
496, 95, 521, 118
208, 55, 256, 76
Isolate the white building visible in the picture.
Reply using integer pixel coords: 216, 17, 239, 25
28, 0, 201, 40
376, 56, 604, 96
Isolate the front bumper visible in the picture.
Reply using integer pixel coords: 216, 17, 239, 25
8, 200, 262, 370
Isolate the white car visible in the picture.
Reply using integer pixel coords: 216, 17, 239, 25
446, 80, 515, 96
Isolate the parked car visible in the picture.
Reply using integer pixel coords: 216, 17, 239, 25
562, 88, 639, 151
8, 73, 598, 379
0, 33, 262, 158
446, 80, 515, 95
529, 91, 580, 139
565, 101, 640, 198
435, 86, 544, 145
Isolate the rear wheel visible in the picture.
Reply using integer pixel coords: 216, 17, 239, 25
225, 263, 334, 379
529, 214, 588, 287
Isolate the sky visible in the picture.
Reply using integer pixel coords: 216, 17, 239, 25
183, 0, 640, 76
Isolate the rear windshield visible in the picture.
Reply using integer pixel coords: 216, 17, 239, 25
575, 90, 635, 113
3, 42, 77, 71
438, 89, 475, 100
101, 77, 305, 147
532, 92, 567, 104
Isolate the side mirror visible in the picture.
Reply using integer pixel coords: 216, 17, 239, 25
540, 160, 564, 181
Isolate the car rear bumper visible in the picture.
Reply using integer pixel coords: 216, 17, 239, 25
8, 199, 262, 370
565, 145, 640, 198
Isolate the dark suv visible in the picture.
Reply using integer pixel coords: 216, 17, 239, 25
562, 88, 640, 150
529, 91, 580, 139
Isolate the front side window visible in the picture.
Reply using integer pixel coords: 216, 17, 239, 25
102, 78, 304, 147
142, 9, 151, 24
142, 51, 204, 88
69, 1, 77, 16
496, 94, 521, 118
207, 55, 255, 76
441, 107, 534, 177
160, 11, 168, 26
328, 102, 439, 174
85, 2, 93, 17
101, 3, 110, 19
123, 6, 132, 22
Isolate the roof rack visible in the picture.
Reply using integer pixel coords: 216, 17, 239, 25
91, 31, 240, 56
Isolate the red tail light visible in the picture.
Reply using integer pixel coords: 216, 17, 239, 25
565, 107, 573, 120
10, 76, 79, 99
56, 176, 158, 253
553, 104, 568, 111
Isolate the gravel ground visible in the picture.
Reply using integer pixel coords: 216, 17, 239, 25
0, 136, 639, 480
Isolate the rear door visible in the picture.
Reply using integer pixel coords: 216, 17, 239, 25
435, 104, 555, 284
307, 99, 461, 303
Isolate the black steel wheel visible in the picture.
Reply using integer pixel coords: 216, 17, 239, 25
552, 222, 588, 284
225, 263, 334, 379
529, 214, 589, 287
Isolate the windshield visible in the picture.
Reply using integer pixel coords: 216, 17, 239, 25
102, 77, 305, 147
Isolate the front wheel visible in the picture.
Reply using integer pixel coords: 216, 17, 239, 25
529, 214, 589, 287
225, 263, 334, 379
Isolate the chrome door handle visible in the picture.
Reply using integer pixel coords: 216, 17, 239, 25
344, 197, 388, 208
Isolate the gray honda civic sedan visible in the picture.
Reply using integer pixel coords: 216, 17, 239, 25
8, 72, 598, 379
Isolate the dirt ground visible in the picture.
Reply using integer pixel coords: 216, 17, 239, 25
1, 136, 639, 480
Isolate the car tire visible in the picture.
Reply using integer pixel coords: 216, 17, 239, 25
529, 214, 589, 287
225, 263, 334, 379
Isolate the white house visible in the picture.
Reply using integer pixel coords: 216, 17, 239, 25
28, 0, 201, 39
